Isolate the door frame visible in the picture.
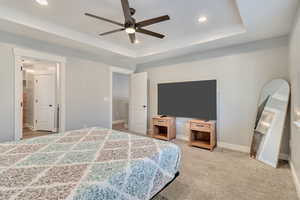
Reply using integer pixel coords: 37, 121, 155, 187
14, 48, 66, 140
109, 66, 134, 129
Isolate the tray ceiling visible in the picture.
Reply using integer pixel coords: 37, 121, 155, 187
0, 0, 298, 67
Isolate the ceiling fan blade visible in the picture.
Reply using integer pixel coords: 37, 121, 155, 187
121, 0, 133, 23
99, 28, 125, 36
136, 15, 170, 28
85, 13, 123, 27
129, 33, 136, 43
137, 28, 165, 39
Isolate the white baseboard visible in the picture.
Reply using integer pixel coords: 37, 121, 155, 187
24, 123, 33, 130
176, 134, 188, 141
279, 153, 290, 161
147, 131, 291, 162
290, 161, 300, 199
218, 142, 250, 153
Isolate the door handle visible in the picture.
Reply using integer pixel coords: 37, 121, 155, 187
143, 105, 147, 108
49, 105, 53, 107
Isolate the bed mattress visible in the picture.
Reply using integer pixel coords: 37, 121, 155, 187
0, 127, 181, 200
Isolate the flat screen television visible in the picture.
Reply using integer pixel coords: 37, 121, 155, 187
158, 80, 217, 120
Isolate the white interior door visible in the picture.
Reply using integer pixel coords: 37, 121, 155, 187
34, 74, 56, 132
129, 72, 148, 134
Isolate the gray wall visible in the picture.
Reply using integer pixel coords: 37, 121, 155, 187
66, 57, 110, 130
0, 42, 112, 142
137, 37, 290, 153
289, 5, 300, 190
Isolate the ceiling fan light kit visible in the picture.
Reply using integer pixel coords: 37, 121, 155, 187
125, 27, 136, 34
36, 0, 48, 6
85, 0, 170, 44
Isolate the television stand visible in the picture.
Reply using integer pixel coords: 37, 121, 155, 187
188, 120, 216, 151
152, 116, 176, 141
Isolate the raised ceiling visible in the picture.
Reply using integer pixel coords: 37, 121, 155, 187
0, 0, 298, 67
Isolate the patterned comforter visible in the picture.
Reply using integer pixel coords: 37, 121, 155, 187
0, 127, 181, 200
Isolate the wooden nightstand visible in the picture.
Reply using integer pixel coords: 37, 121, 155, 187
188, 120, 216, 151
152, 116, 176, 141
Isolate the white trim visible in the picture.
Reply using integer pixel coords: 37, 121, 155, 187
218, 142, 250, 153
110, 66, 134, 75
290, 161, 300, 199
109, 66, 134, 129
14, 55, 23, 140
195, 141, 289, 161
109, 70, 113, 129
174, 136, 289, 161
14, 47, 66, 140
173, 137, 251, 153
59, 62, 66, 133
14, 48, 66, 63
279, 153, 290, 161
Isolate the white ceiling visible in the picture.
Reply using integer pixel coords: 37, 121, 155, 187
0, 0, 298, 67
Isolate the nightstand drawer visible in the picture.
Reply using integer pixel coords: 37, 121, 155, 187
153, 119, 168, 127
190, 122, 211, 132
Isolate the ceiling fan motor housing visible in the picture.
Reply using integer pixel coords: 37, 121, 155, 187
130, 8, 136, 16
125, 21, 136, 29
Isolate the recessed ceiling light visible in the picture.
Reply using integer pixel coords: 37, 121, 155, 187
36, 0, 48, 6
198, 16, 207, 23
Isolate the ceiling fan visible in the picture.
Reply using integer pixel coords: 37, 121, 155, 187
85, 0, 170, 44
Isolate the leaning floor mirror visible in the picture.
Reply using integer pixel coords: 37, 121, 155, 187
250, 79, 290, 168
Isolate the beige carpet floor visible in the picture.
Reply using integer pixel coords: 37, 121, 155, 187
154, 140, 298, 200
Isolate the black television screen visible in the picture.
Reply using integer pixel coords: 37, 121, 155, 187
158, 80, 217, 120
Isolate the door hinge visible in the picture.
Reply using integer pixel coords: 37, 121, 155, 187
35, 120, 37, 124
20, 101, 23, 107
20, 66, 23, 71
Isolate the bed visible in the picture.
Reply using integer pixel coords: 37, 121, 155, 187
0, 127, 181, 200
